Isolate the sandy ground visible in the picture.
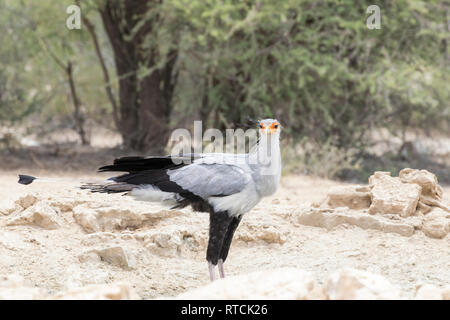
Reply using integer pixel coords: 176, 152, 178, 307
0, 171, 449, 299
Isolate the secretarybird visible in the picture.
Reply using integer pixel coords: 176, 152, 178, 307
18, 119, 282, 281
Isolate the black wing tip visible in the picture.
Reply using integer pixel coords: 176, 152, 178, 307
18, 174, 37, 185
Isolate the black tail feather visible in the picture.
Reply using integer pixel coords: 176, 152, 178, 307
18, 174, 37, 185
80, 182, 135, 194
98, 155, 199, 173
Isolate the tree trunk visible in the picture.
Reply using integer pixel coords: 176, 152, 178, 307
99, 0, 177, 154
66, 61, 89, 145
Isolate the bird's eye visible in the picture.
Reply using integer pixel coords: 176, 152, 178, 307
259, 124, 264, 128
274, 125, 279, 129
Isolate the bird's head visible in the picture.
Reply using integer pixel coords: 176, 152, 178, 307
258, 119, 281, 136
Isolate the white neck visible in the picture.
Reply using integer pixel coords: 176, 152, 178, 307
249, 133, 281, 176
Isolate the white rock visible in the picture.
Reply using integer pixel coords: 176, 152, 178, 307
399, 168, 443, 200
0, 274, 47, 300
72, 203, 183, 233
237, 217, 287, 244
294, 208, 414, 237
0, 274, 25, 288
0, 201, 21, 216
325, 268, 401, 300
442, 286, 450, 300
325, 185, 371, 210
415, 284, 444, 300
6, 201, 63, 229
368, 172, 421, 217
174, 268, 320, 300
51, 283, 139, 300
14, 194, 38, 210
84, 246, 137, 269
421, 208, 450, 239
143, 226, 204, 257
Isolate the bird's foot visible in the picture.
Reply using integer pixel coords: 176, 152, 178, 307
218, 259, 225, 279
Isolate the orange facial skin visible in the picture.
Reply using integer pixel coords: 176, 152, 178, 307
259, 122, 280, 134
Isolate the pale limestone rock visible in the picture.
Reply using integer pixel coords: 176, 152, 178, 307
78, 251, 102, 263
442, 286, 450, 300
416, 201, 432, 215
72, 203, 183, 233
0, 274, 25, 288
142, 226, 204, 257
236, 218, 287, 244
368, 172, 421, 217
294, 208, 414, 237
80, 232, 118, 246
73, 206, 102, 232
399, 168, 443, 200
72, 205, 143, 233
421, 208, 450, 239
0, 274, 47, 300
0, 201, 22, 216
237, 226, 286, 244
420, 195, 450, 212
51, 283, 139, 300
399, 168, 450, 213
325, 268, 401, 300
174, 268, 321, 300
325, 185, 371, 210
0, 231, 27, 250
415, 284, 444, 300
84, 246, 137, 269
14, 194, 38, 210
6, 201, 63, 229
50, 198, 86, 213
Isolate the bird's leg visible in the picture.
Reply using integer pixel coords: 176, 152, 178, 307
218, 215, 243, 278
207, 211, 233, 281
208, 261, 216, 281
218, 259, 225, 278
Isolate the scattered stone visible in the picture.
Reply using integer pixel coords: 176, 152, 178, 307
293, 208, 414, 237
399, 168, 450, 213
421, 208, 450, 239
0, 274, 47, 300
174, 268, 321, 300
237, 225, 287, 244
14, 194, 38, 210
368, 172, 421, 217
72, 203, 183, 233
399, 168, 443, 201
51, 283, 139, 300
325, 268, 401, 300
325, 185, 371, 210
415, 284, 444, 300
313, 169, 450, 239
443, 286, 450, 300
142, 226, 204, 257
50, 198, 86, 213
416, 201, 432, 215
6, 201, 63, 229
78, 251, 102, 263
0, 201, 22, 216
83, 246, 137, 269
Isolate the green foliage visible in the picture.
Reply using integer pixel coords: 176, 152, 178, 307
169, 0, 449, 149
0, 0, 114, 129
0, 0, 448, 174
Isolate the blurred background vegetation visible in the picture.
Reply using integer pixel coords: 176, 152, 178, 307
0, 0, 449, 182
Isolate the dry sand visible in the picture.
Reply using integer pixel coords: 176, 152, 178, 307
0, 171, 449, 299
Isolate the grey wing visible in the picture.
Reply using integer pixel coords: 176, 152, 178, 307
167, 163, 251, 198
